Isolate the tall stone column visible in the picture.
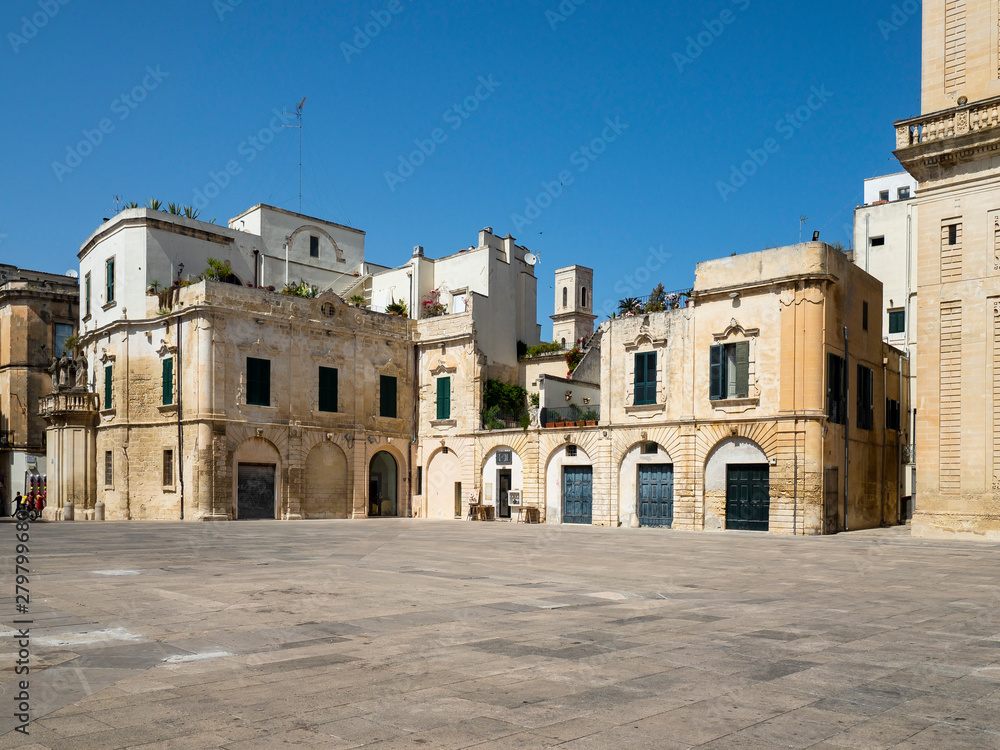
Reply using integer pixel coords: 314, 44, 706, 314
39, 390, 99, 521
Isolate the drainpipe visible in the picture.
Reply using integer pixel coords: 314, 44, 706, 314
284, 243, 289, 287
881, 356, 887, 527
410, 335, 419, 518
864, 214, 870, 273
843, 325, 849, 532
898, 360, 904, 522
177, 315, 184, 520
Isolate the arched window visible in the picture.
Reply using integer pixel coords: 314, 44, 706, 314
562, 287, 568, 308
561, 338, 566, 348
581, 287, 588, 308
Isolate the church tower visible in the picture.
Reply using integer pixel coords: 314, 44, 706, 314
895, 0, 1000, 539
550, 265, 597, 349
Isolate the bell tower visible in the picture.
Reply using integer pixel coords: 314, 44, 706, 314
550, 265, 597, 349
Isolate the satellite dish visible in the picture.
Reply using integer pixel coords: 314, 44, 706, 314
66, 270, 79, 278
524, 253, 538, 266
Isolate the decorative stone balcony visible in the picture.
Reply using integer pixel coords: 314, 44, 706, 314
895, 95, 1000, 149
39, 391, 99, 418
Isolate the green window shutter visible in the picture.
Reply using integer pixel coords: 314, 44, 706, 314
106, 259, 115, 303
734, 342, 750, 399
709, 345, 724, 400
644, 352, 657, 405
162, 358, 173, 406
437, 377, 451, 420
247, 358, 271, 407
318, 367, 338, 412
380, 375, 397, 418
104, 365, 112, 409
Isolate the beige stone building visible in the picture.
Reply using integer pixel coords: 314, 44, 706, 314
438, 242, 907, 534
894, 0, 1000, 539
0, 265, 78, 515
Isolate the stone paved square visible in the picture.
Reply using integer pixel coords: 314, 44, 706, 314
3, 521, 1000, 748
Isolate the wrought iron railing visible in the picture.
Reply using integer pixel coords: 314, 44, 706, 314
481, 407, 529, 431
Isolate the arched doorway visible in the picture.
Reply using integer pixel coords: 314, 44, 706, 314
545, 444, 594, 525
303, 442, 349, 518
618, 442, 674, 528
705, 437, 770, 532
369, 452, 398, 517
234, 437, 280, 520
427, 449, 462, 519
482, 447, 524, 519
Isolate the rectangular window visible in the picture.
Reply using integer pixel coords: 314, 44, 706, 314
948, 224, 958, 246
104, 451, 113, 487
566, 445, 578, 457
162, 449, 174, 486
104, 364, 112, 410
642, 442, 658, 455
863, 301, 869, 331
898, 187, 910, 200
380, 375, 397, 418
827, 353, 846, 425
246, 357, 271, 407
942, 222, 963, 282
416, 466, 423, 495
105, 257, 115, 304
879, 190, 889, 202
634, 352, 657, 406
84, 273, 91, 317
857, 364, 875, 430
318, 366, 338, 413
888, 309, 905, 335
886, 399, 901, 431
436, 376, 451, 420
162, 357, 173, 406
870, 236, 885, 247
310, 235, 320, 258
54, 323, 73, 357
710, 342, 750, 400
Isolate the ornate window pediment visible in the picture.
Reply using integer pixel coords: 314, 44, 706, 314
237, 338, 281, 356
713, 319, 759, 342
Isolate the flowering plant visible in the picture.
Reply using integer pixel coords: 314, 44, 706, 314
421, 288, 447, 318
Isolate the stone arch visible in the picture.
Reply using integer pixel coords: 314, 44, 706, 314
303, 442, 349, 519
703, 436, 770, 532
481, 445, 525, 519
232, 436, 282, 520
285, 225, 346, 263
544, 442, 594, 525
368, 445, 407, 517
617, 440, 675, 529
426, 448, 462, 520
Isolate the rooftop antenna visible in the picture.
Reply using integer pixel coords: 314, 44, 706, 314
799, 214, 813, 243
282, 97, 307, 213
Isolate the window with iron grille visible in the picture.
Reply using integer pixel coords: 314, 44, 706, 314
642, 442, 658, 455
566, 445, 577, 457
104, 451, 113, 487
162, 449, 174, 486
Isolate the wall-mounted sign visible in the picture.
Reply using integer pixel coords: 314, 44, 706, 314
496, 450, 513, 466
507, 490, 521, 507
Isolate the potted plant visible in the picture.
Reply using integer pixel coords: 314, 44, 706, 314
386, 299, 408, 316
349, 295, 367, 308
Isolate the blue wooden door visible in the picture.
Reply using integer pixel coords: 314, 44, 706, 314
638, 464, 674, 527
563, 466, 593, 525
726, 464, 770, 531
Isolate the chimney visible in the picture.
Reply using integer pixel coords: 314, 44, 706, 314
412, 245, 424, 258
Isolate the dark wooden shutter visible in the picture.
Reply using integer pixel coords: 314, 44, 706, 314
104, 365, 112, 409
735, 342, 750, 398
709, 345, 723, 400
162, 358, 173, 406
319, 367, 338, 412
437, 377, 451, 420
645, 352, 657, 404
380, 376, 397, 418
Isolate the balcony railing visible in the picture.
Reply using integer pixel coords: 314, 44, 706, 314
896, 95, 1000, 148
481, 407, 529, 431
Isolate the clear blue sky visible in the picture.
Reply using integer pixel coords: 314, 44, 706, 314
1, 0, 921, 332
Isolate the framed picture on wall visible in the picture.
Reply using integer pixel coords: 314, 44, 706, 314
507, 490, 521, 507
